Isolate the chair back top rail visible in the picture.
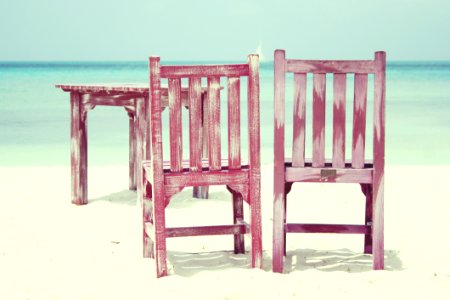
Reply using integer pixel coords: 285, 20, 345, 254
160, 63, 249, 78
285, 59, 377, 74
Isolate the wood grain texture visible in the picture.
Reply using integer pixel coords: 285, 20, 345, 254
135, 97, 146, 204
292, 73, 307, 167
372, 51, 386, 270
285, 224, 370, 234
166, 224, 249, 238
361, 184, 373, 254
285, 167, 373, 183
352, 73, 368, 168
149, 56, 168, 278
144, 55, 262, 276
57, 83, 208, 206
207, 76, 221, 171
231, 189, 245, 254
228, 77, 241, 169
169, 78, 183, 172
286, 59, 376, 74
312, 73, 326, 168
160, 64, 249, 78
70, 91, 87, 205
248, 54, 262, 269
273, 49, 286, 273
164, 169, 249, 187
188, 77, 203, 172
332, 74, 346, 168
127, 111, 137, 190
272, 50, 386, 272
83, 93, 138, 107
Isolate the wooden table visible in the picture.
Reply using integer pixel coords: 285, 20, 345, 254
56, 83, 208, 205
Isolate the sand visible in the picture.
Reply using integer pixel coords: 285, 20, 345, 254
1, 165, 449, 299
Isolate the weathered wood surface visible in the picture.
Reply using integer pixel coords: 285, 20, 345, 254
292, 73, 307, 167
312, 73, 326, 168
247, 54, 262, 268
285, 224, 370, 234
57, 83, 208, 205
272, 49, 386, 273
127, 110, 137, 190
143, 55, 262, 277
188, 78, 203, 172
285, 167, 372, 183
166, 224, 249, 238
286, 59, 376, 74
372, 51, 386, 270
352, 73, 368, 169
160, 64, 249, 78
273, 49, 286, 273
207, 76, 222, 171
228, 77, 241, 169
169, 78, 183, 172
332, 73, 346, 168
70, 91, 87, 205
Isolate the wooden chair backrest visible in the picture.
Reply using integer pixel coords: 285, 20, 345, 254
274, 50, 386, 170
149, 56, 260, 176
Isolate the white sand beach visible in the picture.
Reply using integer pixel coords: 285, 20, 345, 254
1, 164, 449, 299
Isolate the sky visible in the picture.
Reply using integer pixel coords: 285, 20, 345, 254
0, 0, 449, 61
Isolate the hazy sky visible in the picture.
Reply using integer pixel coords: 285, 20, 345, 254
1, 0, 449, 61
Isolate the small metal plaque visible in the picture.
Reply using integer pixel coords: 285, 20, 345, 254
320, 169, 337, 179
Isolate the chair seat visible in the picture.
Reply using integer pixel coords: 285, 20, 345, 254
283, 158, 373, 183
143, 158, 250, 187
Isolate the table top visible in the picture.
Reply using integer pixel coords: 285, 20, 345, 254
56, 83, 150, 93
56, 83, 218, 95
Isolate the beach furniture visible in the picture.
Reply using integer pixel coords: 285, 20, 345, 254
272, 50, 386, 272
142, 55, 262, 277
56, 84, 208, 205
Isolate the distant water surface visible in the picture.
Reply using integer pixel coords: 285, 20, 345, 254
0, 60, 449, 166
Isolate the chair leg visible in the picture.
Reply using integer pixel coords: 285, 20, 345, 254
372, 176, 384, 270
361, 184, 373, 254
143, 197, 154, 258
153, 192, 168, 277
232, 191, 245, 254
249, 181, 262, 269
283, 183, 292, 256
273, 182, 286, 273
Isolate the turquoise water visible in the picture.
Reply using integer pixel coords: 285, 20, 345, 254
0, 61, 449, 166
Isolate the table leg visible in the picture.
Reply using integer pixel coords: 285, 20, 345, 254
70, 92, 88, 205
193, 92, 209, 199
128, 112, 137, 190
136, 97, 146, 203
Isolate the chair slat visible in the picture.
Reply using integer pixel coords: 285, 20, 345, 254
332, 73, 347, 168
352, 73, 368, 168
228, 77, 241, 169
188, 77, 202, 172
208, 76, 221, 170
312, 73, 326, 167
292, 73, 307, 167
286, 59, 375, 74
161, 64, 249, 78
169, 78, 182, 172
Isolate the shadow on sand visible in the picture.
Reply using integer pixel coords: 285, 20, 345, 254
89, 189, 138, 206
284, 248, 403, 273
164, 248, 402, 276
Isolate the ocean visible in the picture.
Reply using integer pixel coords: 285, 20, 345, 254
0, 60, 449, 167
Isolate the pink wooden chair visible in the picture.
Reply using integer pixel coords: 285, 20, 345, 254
273, 50, 386, 273
142, 55, 262, 277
